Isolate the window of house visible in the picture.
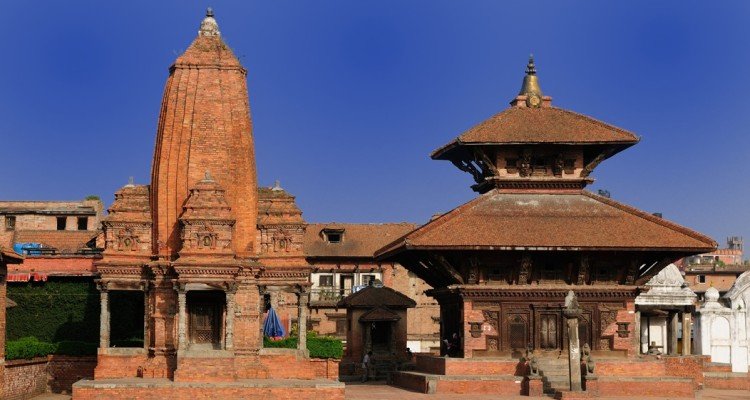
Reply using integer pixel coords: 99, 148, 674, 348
698, 275, 706, 284
323, 229, 343, 244
5, 216, 16, 231
56, 217, 67, 231
77, 217, 88, 231
361, 274, 376, 285
318, 274, 334, 287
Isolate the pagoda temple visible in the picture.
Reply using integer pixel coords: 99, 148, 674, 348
377, 57, 716, 360
74, 10, 343, 399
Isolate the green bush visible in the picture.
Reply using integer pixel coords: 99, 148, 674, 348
6, 337, 57, 360
308, 335, 343, 359
262, 334, 343, 359
5, 338, 98, 360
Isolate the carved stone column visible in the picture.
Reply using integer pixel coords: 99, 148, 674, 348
682, 311, 691, 355
297, 287, 309, 352
98, 282, 110, 349
669, 312, 679, 355
226, 289, 236, 351
142, 281, 150, 350
177, 285, 187, 351
563, 291, 583, 392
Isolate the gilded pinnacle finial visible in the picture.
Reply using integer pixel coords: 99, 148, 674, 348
126, 176, 135, 187
199, 7, 221, 37
272, 180, 283, 191
518, 54, 543, 106
526, 54, 536, 75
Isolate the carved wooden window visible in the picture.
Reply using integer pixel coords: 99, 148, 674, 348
77, 217, 88, 231
324, 229, 344, 243
509, 315, 527, 349
189, 302, 221, 345
56, 216, 66, 231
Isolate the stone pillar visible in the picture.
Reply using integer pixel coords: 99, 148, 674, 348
669, 312, 679, 355
682, 311, 691, 356
297, 288, 308, 352
226, 290, 236, 351
177, 286, 187, 351
143, 283, 150, 350
98, 283, 110, 349
634, 310, 641, 354
563, 290, 582, 392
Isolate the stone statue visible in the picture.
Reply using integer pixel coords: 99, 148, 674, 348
582, 343, 595, 374
528, 354, 539, 376
565, 290, 580, 312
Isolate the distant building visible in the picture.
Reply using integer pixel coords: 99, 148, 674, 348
683, 236, 748, 295
304, 223, 440, 353
0, 199, 104, 280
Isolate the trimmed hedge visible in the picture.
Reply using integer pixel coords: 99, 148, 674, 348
7, 278, 144, 344
7, 279, 100, 342
263, 334, 343, 359
5, 337, 97, 360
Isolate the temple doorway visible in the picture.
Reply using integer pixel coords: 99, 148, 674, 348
187, 291, 225, 350
370, 321, 392, 354
537, 311, 561, 351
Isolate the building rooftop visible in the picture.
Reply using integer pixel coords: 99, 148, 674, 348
305, 223, 417, 258
376, 190, 716, 258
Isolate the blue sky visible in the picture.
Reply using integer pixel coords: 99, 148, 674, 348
1, 1, 749, 249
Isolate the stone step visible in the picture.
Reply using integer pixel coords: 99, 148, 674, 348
390, 371, 525, 395
703, 362, 732, 373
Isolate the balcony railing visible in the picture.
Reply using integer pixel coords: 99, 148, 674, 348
309, 287, 352, 306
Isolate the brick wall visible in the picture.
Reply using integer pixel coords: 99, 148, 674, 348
72, 385, 345, 400
3, 358, 48, 400
47, 355, 96, 394
8, 256, 96, 274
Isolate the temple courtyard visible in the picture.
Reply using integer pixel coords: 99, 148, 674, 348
27, 383, 750, 400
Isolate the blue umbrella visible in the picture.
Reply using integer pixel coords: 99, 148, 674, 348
263, 307, 286, 338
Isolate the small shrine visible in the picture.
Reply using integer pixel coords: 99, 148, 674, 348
337, 283, 415, 370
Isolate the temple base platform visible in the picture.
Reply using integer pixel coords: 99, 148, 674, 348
72, 378, 345, 400
388, 354, 731, 398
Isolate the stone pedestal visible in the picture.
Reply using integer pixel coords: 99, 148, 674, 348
583, 374, 598, 396
526, 376, 544, 397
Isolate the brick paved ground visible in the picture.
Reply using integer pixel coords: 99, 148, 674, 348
29, 383, 750, 400
344, 382, 750, 400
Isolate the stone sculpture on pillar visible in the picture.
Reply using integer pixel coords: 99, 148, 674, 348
563, 290, 583, 391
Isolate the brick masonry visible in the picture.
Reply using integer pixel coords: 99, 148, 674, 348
2, 355, 96, 399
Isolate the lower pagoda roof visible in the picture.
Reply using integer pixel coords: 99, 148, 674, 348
375, 190, 717, 258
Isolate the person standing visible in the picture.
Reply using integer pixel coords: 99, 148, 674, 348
361, 351, 373, 382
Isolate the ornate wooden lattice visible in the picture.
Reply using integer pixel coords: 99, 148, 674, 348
509, 314, 527, 349
190, 303, 221, 344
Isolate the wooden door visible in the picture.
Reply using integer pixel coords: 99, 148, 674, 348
539, 314, 559, 350
190, 302, 220, 345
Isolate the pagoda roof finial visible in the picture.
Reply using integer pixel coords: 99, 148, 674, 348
517, 54, 544, 106
272, 180, 283, 191
526, 54, 537, 75
199, 7, 221, 37
204, 170, 214, 182
125, 176, 135, 187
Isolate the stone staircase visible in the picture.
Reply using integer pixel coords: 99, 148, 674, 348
535, 355, 571, 394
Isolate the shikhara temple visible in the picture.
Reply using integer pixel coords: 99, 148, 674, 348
1, 8, 746, 400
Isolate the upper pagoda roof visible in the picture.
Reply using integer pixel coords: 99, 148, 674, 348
376, 190, 717, 258
432, 56, 640, 160
432, 106, 640, 159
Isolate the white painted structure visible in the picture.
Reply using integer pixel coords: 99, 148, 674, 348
635, 264, 696, 355
695, 270, 750, 373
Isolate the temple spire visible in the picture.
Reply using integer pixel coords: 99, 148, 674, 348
199, 7, 221, 37
518, 54, 543, 99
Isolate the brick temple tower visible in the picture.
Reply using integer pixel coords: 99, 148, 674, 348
84, 11, 333, 395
